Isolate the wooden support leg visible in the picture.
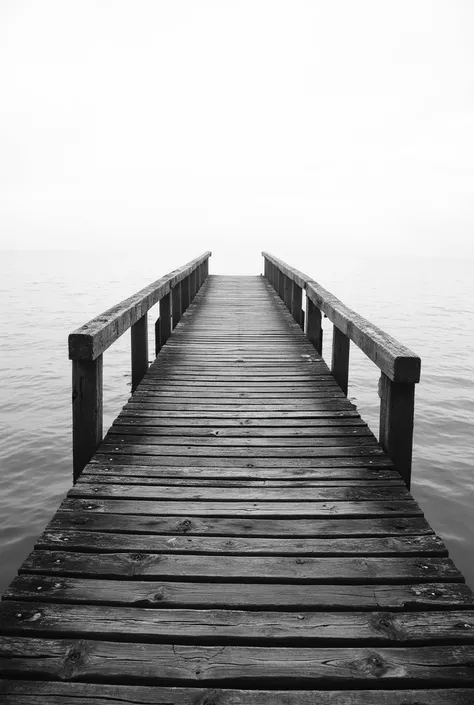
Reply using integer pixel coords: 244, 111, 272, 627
331, 325, 350, 395
72, 355, 103, 483
306, 298, 323, 354
379, 373, 415, 489
131, 313, 148, 392
291, 282, 303, 327
172, 283, 181, 328
181, 275, 190, 313
190, 269, 197, 300
277, 270, 285, 300
159, 293, 171, 347
283, 275, 291, 310
154, 317, 161, 356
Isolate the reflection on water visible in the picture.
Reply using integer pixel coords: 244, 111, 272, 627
0, 249, 473, 593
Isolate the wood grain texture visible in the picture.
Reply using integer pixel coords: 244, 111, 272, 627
2, 638, 474, 686
2, 682, 474, 705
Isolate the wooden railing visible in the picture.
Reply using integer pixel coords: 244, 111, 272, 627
263, 251, 421, 488
68, 252, 211, 481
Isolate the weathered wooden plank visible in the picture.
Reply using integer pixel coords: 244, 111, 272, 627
2, 682, 474, 705
58, 497, 422, 518
80, 462, 396, 478
6, 575, 473, 611
3, 601, 474, 645
111, 423, 370, 436
35, 530, 446, 557
68, 483, 410, 501
121, 407, 362, 419
101, 435, 379, 448
47, 511, 434, 537
19, 551, 462, 583
2, 638, 474, 685
79, 475, 403, 488
96, 443, 386, 458
90, 453, 394, 468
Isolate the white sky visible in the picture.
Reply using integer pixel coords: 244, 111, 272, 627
1, 0, 474, 257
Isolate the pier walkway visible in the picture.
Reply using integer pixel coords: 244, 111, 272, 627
1, 253, 474, 703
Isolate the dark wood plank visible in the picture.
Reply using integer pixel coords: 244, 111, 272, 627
47, 511, 434, 537
35, 530, 446, 557
58, 497, 423, 517
2, 638, 473, 685
3, 601, 474, 645
19, 551, 463, 583
68, 483, 411, 501
2, 682, 474, 704
6, 575, 473, 611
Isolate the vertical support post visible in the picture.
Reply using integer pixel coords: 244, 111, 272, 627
291, 281, 303, 327
159, 292, 171, 347
72, 355, 103, 483
131, 313, 148, 392
306, 297, 323, 354
331, 325, 350, 395
277, 269, 285, 300
172, 283, 181, 328
283, 275, 291, 310
155, 317, 161, 356
204, 257, 209, 279
379, 373, 415, 489
190, 269, 197, 300
196, 264, 202, 290
264, 258, 269, 279
181, 275, 190, 314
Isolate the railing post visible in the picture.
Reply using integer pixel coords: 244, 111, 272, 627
159, 292, 171, 347
131, 313, 148, 392
181, 274, 190, 314
306, 297, 323, 354
172, 283, 181, 328
277, 269, 284, 300
204, 257, 209, 279
264, 257, 269, 279
72, 355, 103, 483
291, 281, 303, 327
283, 275, 291, 309
331, 325, 350, 395
379, 373, 415, 489
190, 269, 197, 300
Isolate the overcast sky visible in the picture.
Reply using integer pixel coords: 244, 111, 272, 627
1, 0, 473, 257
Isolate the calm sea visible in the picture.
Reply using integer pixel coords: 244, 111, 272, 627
1, 248, 473, 593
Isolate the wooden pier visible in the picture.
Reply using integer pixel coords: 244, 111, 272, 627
1, 251, 474, 703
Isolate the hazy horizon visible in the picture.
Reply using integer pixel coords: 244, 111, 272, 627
1, 1, 474, 258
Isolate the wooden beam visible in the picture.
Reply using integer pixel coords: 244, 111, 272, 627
72, 356, 103, 482
131, 314, 148, 392
332, 325, 350, 395
379, 372, 416, 488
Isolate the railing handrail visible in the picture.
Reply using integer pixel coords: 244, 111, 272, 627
69, 251, 212, 361
70, 251, 211, 482
262, 251, 420, 384
262, 250, 421, 488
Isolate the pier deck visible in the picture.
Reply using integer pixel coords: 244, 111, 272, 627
1, 271, 474, 703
